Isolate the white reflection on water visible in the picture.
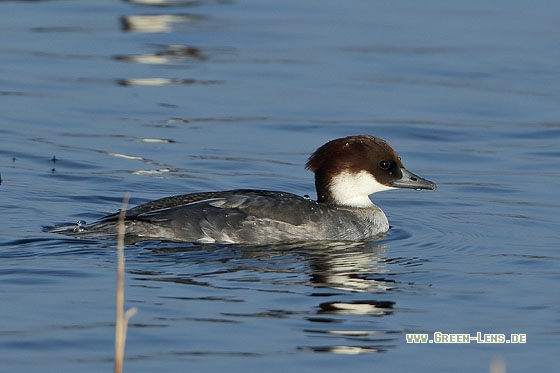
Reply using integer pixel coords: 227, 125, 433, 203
120, 14, 202, 33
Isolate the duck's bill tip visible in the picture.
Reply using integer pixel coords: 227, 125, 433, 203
391, 168, 437, 191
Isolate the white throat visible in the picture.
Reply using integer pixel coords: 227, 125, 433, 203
329, 170, 393, 208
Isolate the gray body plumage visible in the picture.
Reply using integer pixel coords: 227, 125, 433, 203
54, 190, 389, 244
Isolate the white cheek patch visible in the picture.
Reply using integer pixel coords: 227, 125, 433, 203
329, 171, 393, 208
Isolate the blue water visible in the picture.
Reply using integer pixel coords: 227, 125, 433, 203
1, 0, 559, 372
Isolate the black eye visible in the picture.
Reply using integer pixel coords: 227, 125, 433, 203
378, 160, 391, 170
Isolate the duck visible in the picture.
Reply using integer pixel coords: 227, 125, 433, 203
48, 135, 436, 244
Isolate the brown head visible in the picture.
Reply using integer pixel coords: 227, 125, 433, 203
305, 135, 436, 207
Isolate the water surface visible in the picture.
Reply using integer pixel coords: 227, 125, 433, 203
1, 0, 559, 372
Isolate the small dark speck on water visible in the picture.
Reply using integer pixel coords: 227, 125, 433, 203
51, 156, 57, 163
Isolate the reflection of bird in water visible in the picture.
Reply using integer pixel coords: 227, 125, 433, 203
306, 241, 393, 293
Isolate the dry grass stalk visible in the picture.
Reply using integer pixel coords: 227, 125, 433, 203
115, 193, 138, 373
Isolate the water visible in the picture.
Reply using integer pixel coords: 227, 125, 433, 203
1, 0, 559, 372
